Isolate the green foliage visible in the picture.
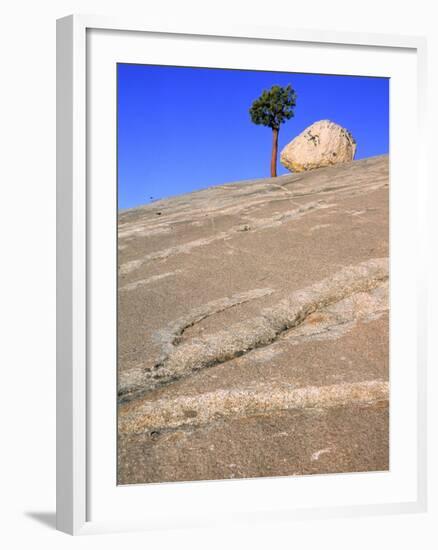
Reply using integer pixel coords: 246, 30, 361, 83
249, 84, 297, 130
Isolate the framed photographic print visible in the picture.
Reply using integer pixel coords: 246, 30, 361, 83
56, 15, 428, 535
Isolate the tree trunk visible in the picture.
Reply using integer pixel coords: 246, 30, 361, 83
270, 127, 279, 177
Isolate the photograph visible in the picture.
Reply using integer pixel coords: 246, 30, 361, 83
116, 64, 390, 485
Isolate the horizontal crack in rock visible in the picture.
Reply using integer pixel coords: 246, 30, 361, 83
118, 258, 388, 401
119, 201, 329, 275
155, 288, 276, 362
119, 380, 389, 434
151, 258, 388, 388
118, 288, 275, 400
119, 270, 183, 292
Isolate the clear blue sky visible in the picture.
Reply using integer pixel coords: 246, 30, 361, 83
118, 64, 389, 209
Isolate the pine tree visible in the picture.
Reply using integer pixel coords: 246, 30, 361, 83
249, 85, 297, 177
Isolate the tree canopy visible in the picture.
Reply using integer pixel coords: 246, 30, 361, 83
249, 84, 297, 130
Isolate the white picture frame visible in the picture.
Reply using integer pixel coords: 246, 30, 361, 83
56, 14, 428, 535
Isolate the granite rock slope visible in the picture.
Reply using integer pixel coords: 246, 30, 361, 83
118, 155, 389, 484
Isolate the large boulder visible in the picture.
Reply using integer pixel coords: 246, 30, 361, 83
280, 120, 357, 173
